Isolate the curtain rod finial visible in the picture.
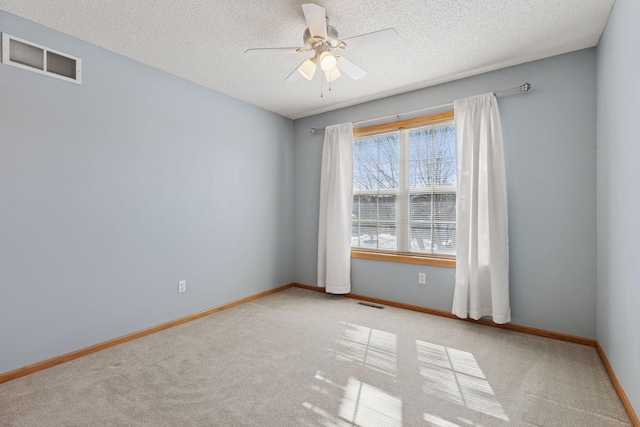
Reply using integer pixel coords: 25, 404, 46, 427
522, 83, 531, 91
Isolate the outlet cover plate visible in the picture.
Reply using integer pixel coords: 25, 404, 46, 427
178, 280, 186, 293
418, 273, 426, 285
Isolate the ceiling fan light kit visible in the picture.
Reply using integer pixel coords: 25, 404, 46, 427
299, 57, 318, 80
325, 67, 341, 83
319, 51, 337, 72
246, 3, 398, 92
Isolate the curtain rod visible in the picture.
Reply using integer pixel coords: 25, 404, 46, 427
309, 83, 531, 134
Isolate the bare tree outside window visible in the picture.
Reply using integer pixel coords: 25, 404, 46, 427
352, 122, 456, 256
353, 133, 399, 250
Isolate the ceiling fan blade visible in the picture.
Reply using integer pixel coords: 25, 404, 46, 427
285, 61, 308, 82
285, 68, 303, 82
336, 56, 367, 80
301, 3, 327, 40
340, 28, 399, 50
245, 47, 304, 54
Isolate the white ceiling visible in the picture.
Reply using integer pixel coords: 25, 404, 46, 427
0, 0, 614, 119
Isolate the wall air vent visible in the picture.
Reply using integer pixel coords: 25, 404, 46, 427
357, 302, 385, 309
1, 33, 81, 84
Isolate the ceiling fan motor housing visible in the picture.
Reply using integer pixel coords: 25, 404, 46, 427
303, 23, 339, 48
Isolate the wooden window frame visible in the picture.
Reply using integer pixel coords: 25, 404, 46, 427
353, 110, 454, 136
351, 110, 456, 267
351, 249, 456, 267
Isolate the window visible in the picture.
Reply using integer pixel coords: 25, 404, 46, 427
351, 111, 456, 262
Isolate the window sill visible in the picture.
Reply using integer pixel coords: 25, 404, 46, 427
350, 250, 456, 268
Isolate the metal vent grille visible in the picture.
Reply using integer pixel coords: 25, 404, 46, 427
9, 38, 44, 70
47, 51, 76, 79
357, 302, 385, 309
2, 33, 81, 84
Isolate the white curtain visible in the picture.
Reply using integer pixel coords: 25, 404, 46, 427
318, 122, 354, 294
452, 93, 511, 324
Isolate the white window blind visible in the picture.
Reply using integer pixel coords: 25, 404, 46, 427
352, 119, 456, 257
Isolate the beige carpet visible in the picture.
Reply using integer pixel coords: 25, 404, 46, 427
0, 287, 631, 426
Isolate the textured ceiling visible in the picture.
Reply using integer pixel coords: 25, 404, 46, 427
0, 1, 614, 119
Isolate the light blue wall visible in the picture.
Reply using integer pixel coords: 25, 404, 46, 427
0, 12, 294, 374
294, 49, 597, 338
596, 0, 640, 414
0, 7, 609, 382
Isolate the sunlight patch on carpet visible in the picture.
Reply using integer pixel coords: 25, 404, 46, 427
417, 340, 509, 421
330, 322, 397, 377
339, 377, 402, 427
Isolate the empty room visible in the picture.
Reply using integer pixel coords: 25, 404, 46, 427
0, 1, 638, 426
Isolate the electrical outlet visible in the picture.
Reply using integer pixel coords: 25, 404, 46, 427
418, 273, 426, 285
178, 280, 186, 293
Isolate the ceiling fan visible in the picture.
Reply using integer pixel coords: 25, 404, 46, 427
245, 3, 398, 84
